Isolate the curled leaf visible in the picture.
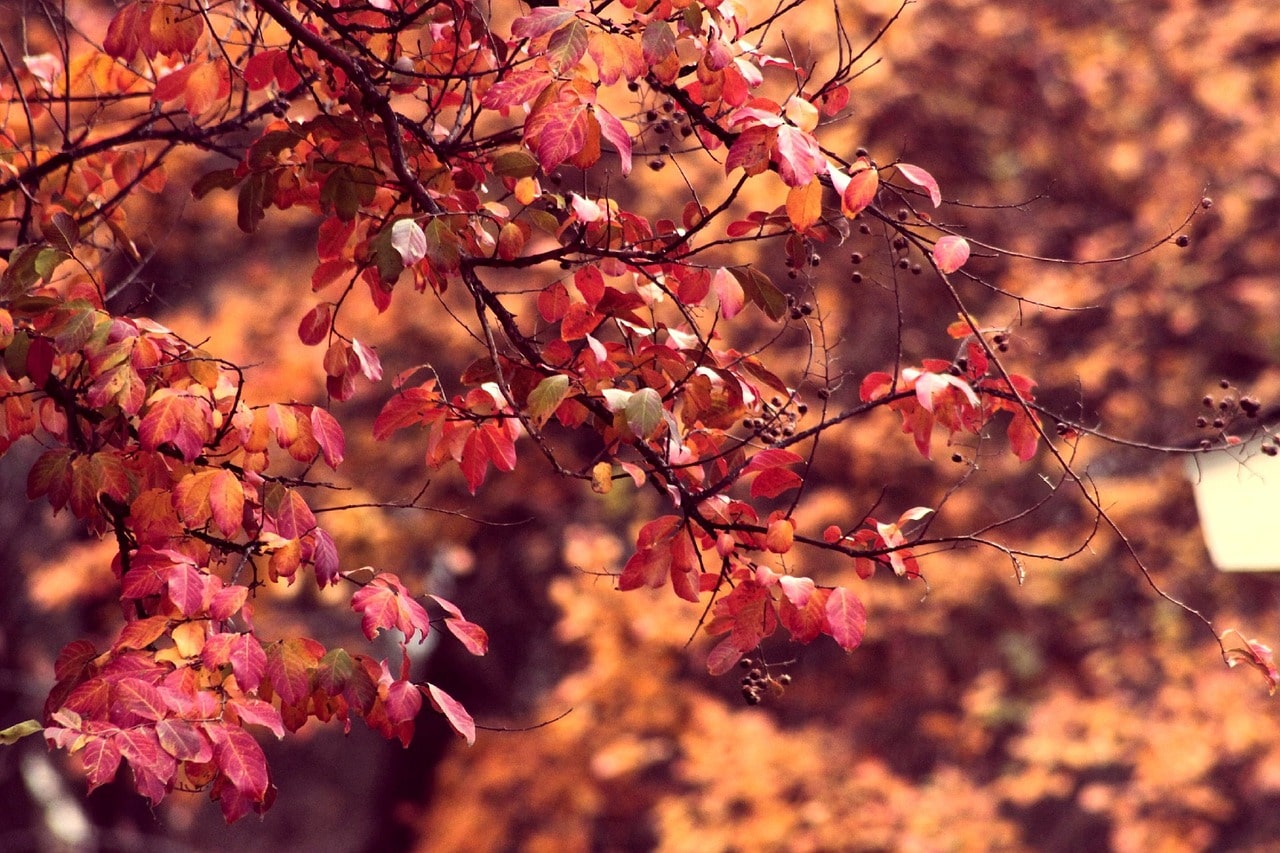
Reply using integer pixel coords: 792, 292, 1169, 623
896, 163, 942, 207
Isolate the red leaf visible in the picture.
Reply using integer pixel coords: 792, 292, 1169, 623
618, 545, 671, 592
81, 737, 122, 791
139, 392, 209, 462
265, 637, 324, 706
155, 718, 213, 762
750, 467, 803, 499
242, 50, 279, 91
309, 406, 345, 469
297, 303, 332, 346
430, 595, 489, 656
482, 68, 553, 110
166, 561, 209, 618
780, 585, 832, 644
932, 235, 971, 273
384, 680, 422, 747
115, 727, 175, 804
825, 587, 867, 652
1007, 410, 1041, 461
373, 382, 442, 440
55, 640, 97, 681
209, 724, 270, 802
350, 573, 432, 643
426, 683, 475, 745
227, 633, 267, 693
706, 636, 744, 676
511, 7, 576, 39
841, 164, 879, 217
228, 698, 285, 739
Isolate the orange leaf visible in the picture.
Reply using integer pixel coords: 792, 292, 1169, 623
785, 180, 823, 231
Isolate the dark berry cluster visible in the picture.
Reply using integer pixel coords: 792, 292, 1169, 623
738, 657, 793, 706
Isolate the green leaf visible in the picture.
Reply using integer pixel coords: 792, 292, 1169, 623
191, 167, 243, 199
526, 374, 570, 426
732, 266, 787, 322
0, 719, 43, 745
492, 150, 540, 179
625, 386, 664, 438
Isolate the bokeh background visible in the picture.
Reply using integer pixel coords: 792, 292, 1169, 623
5, 0, 1280, 850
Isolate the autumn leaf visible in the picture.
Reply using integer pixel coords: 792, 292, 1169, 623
426, 683, 475, 745
896, 163, 943, 207
350, 573, 433, 643
825, 587, 867, 652
933, 235, 971, 273
785, 180, 823, 231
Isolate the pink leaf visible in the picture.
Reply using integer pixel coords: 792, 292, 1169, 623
825, 587, 867, 652
711, 267, 744, 319
896, 163, 942, 207
933, 235, 970, 273
309, 406, 345, 468
426, 683, 475, 745
350, 573, 432, 643
594, 106, 633, 175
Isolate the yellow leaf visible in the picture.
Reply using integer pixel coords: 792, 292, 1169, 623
591, 461, 614, 494
0, 719, 43, 746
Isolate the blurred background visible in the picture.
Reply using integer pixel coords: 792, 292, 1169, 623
4, 0, 1280, 850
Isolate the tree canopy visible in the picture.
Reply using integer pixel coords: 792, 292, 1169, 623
0, 0, 1275, 840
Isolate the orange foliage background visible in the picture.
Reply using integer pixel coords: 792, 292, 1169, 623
5, 1, 1280, 850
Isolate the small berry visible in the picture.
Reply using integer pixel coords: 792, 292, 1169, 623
951, 453, 963, 463
1212, 418, 1225, 429
778, 674, 792, 686
1264, 444, 1278, 457
859, 223, 872, 235
648, 159, 665, 171
800, 303, 813, 315
1241, 397, 1262, 417
797, 403, 808, 415
1195, 416, 1208, 428
1202, 395, 1215, 407
855, 147, 869, 158
790, 308, 803, 320
1200, 439, 1213, 450
892, 236, 907, 250
1175, 234, 1190, 247
739, 658, 754, 669
850, 252, 863, 264
1201, 197, 1213, 209
1220, 379, 1232, 389
817, 388, 831, 400
851, 272, 863, 284
910, 263, 922, 275
897, 258, 910, 269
